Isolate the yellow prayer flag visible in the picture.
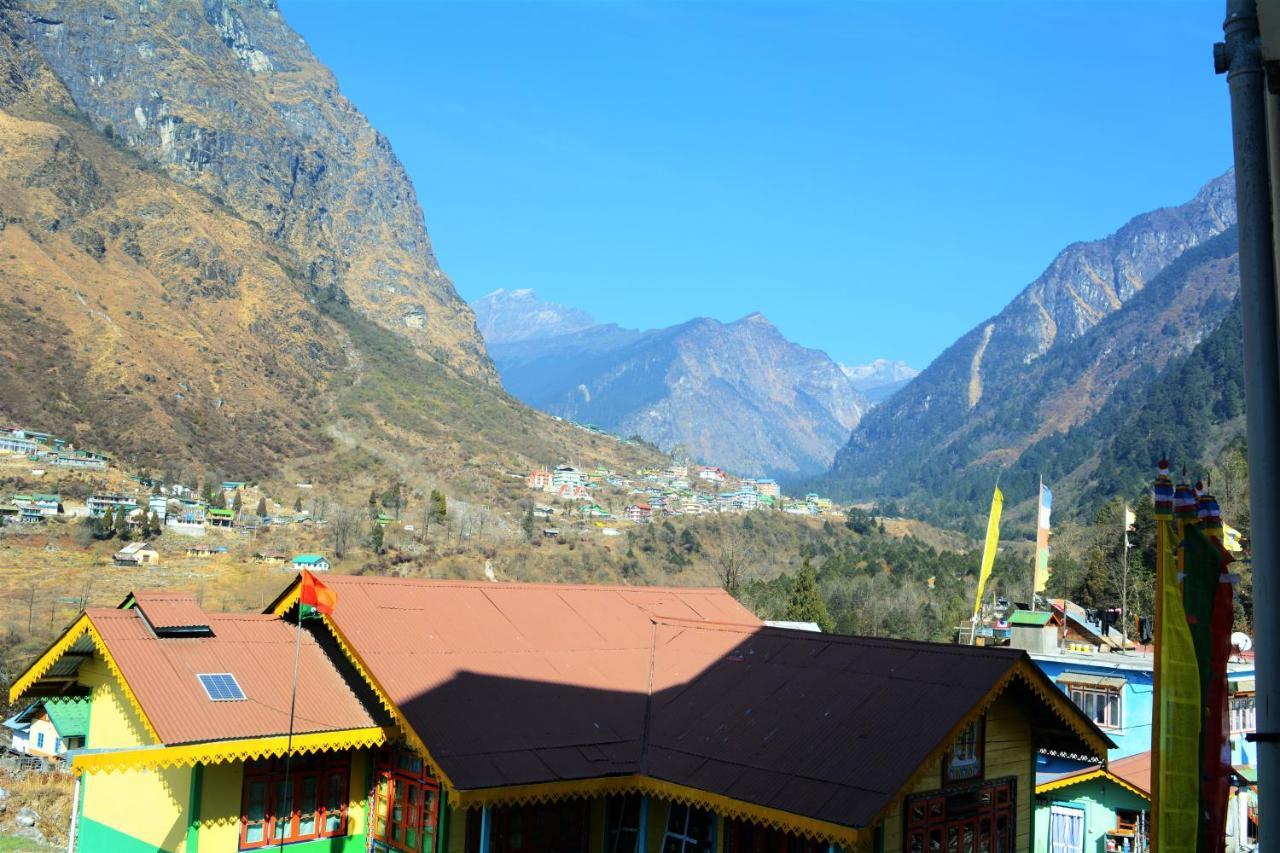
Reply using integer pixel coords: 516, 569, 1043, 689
971, 486, 1003, 620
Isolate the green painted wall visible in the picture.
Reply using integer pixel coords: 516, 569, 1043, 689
1033, 779, 1148, 853
78, 815, 172, 852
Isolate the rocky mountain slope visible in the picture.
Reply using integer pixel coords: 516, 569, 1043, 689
822, 173, 1239, 524
18, 0, 490, 377
0, 0, 665, 490
475, 291, 868, 477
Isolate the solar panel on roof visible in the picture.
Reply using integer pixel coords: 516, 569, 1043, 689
197, 672, 246, 702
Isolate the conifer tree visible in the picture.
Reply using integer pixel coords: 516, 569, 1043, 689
114, 505, 131, 541
255, 497, 268, 518
294, 496, 303, 513
783, 558, 833, 633
370, 520, 385, 554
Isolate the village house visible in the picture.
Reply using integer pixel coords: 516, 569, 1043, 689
148, 494, 169, 522
186, 544, 219, 557
554, 482, 593, 502
206, 507, 235, 529
697, 465, 727, 482
552, 464, 588, 490
1019, 602, 1258, 851
88, 493, 139, 519
11, 493, 62, 517
624, 503, 653, 523
753, 478, 781, 498
51, 450, 108, 471
113, 541, 159, 567
253, 550, 287, 565
2, 698, 88, 762
0, 430, 38, 455
290, 553, 331, 572
9, 578, 1110, 853
525, 468, 552, 491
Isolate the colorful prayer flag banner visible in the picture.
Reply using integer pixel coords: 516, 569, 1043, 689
1223, 522, 1244, 553
1033, 484, 1052, 593
1154, 515, 1201, 853
300, 569, 337, 619
972, 486, 1003, 620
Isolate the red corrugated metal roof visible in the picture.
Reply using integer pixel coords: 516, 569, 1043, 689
129, 591, 209, 631
314, 577, 1098, 831
87, 606, 377, 745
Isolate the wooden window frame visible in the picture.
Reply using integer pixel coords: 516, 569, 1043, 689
905, 777, 1016, 853
238, 754, 350, 850
371, 747, 441, 853
942, 716, 986, 784
1067, 685, 1122, 730
603, 795, 642, 853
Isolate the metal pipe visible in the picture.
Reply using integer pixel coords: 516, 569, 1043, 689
1218, 0, 1280, 842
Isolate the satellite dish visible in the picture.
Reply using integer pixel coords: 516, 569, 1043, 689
1231, 631, 1253, 653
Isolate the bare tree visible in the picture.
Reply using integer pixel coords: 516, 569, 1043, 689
328, 506, 363, 559
716, 540, 748, 596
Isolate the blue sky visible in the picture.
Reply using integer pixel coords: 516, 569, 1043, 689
281, 1, 1231, 370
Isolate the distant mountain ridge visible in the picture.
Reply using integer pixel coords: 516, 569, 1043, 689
473, 291, 894, 477
840, 359, 919, 405
820, 172, 1240, 525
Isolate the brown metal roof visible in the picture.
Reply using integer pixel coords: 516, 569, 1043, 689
312, 577, 1104, 831
87, 606, 377, 745
128, 591, 210, 632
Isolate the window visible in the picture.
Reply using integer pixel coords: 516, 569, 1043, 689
198, 672, 247, 702
662, 803, 715, 853
54, 737, 62, 753
723, 818, 831, 852
372, 748, 440, 852
603, 795, 642, 853
238, 754, 349, 850
1049, 806, 1084, 853
943, 717, 985, 783
464, 801, 588, 853
35, 732, 44, 750
905, 779, 1015, 853
1068, 686, 1121, 729
1231, 695, 1257, 734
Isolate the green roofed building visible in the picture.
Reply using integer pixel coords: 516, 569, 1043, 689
290, 553, 331, 572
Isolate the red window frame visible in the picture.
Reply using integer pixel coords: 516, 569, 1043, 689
905, 778, 1015, 853
239, 754, 350, 850
372, 748, 441, 852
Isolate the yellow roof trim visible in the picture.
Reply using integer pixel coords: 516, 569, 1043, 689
310, 609, 458, 794
1037, 768, 1148, 800
8, 613, 162, 744
7, 614, 92, 705
448, 774, 872, 849
72, 725, 396, 774
1011, 659, 1113, 759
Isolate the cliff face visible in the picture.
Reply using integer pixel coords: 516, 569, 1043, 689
17, 0, 492, 377
481, 292, 868, 477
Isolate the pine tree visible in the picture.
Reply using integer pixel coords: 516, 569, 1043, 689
522, 509, 535, 542
429, 490, 447, 525
114, 505, 131, 542
370, 521, 385, 554
294, 495, 303, 513
233, 491, 243, 513
212, 490, 226, 509
255, 497, 268, 518
782, 558, 833, 633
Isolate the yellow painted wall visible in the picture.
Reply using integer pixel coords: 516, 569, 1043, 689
445, 805, 467, 853
197, 750, 373, 849
77, 655, 193, 850
880, 692, 1034, 853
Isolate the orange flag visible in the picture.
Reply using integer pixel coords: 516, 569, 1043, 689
299, 569, 337, 618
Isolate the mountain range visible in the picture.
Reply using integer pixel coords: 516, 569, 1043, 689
472, 291, 918, 478
0, 0, 664, 486
820, 171, 1241, 526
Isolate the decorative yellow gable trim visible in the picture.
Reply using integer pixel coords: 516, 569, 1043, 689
7, 614, 162, 744
72, 725, 397, 773
868, 657, 1111, 831
1036, 769, 1148, 800
446, 773, 872, 850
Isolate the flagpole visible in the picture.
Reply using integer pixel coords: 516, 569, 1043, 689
279, 597, 302, 852
1031, 476, 1042, 613
1121, 503, 1130, 649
